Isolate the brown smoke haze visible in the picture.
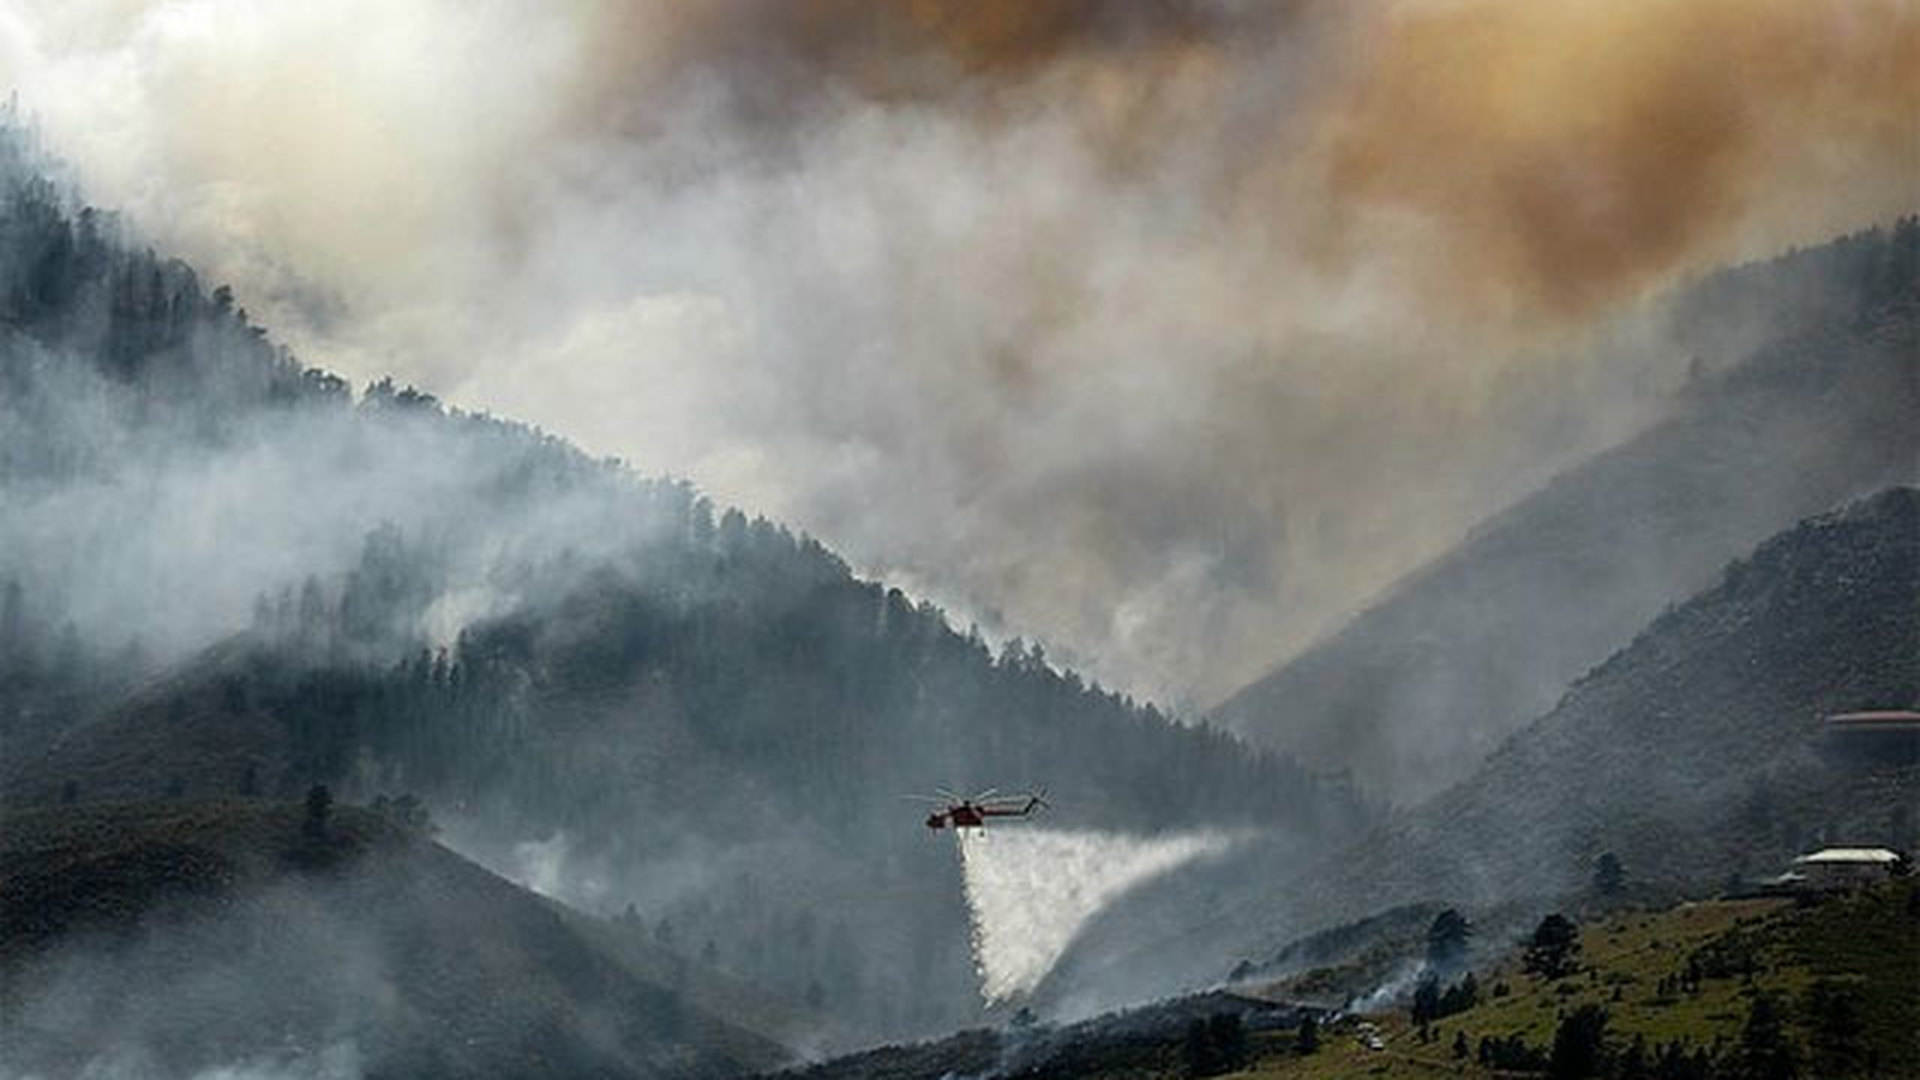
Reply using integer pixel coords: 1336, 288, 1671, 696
3, 0, 1913, 706
1308, 0, 1920, 320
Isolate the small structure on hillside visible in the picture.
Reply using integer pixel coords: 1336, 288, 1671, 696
1821, 710, 1920, 764
1825, 709, 1920, 733
1788, 847, 1906, 890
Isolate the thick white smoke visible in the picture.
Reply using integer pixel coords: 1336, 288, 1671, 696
1348, 960, 1430, 1014
9, 1, 1908, 710
955, 827, 1231, 1003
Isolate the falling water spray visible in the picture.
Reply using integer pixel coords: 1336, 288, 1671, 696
954, 827, 1232, 1003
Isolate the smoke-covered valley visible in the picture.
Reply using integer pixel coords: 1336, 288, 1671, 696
1, 4, 1917, 1078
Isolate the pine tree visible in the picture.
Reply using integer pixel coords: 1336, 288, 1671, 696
1733, 993, 1800, 1080
1294, 1013, 1319, 1055
1427, 907, 1474, 972
1803, 979, 1866, 1077
1594, 852, 1627, 895
1525, 913, 1582, 980
1412, 977, 1441, 1024
1549, 1003, 1608, 1079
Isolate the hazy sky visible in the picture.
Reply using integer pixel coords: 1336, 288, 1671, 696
3, 0, 1912, 707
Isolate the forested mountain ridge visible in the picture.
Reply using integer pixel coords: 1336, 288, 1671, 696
0, 113, 1368, 1045
1215, 220, 1920, 803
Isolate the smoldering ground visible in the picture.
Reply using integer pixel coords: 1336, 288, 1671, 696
4, 0, 1911, 708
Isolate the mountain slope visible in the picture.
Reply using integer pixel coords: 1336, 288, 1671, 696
0, 112, 1367, 1043
1215, 222, 1919, 803
1046, 486, 1919, 1012
0, 799, 793, 1079
1360, 485, 1918, 901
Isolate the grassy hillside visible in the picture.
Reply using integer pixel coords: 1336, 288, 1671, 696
0, 799, 794, 1079
1216, 222, 1919, 804
770, 883, 1917, 1079
1235, 882, 1918, 1079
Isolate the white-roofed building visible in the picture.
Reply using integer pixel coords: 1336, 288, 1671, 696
1789, 847, 1906, 889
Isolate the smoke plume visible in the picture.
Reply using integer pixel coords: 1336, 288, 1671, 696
1, 0, 1910, 705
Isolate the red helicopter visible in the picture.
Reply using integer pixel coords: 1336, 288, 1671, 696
908, 788, 1047, 831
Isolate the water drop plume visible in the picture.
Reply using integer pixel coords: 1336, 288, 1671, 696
955, 827, 1230, 1002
